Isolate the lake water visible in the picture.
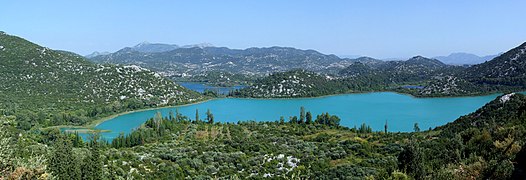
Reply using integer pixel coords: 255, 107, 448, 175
80, 92, 501, 141
177, 82, 245, 94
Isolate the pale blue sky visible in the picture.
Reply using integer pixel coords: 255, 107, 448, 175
1, 0, 525, 58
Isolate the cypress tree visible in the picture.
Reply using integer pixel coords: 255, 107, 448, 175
299, 106, 305, 124
384, 120, 388, 134
49, 135, 79, 180
82, 132, 102, 180
206, 109, 214, 124
169, 110, 175, 121
306, 111, 312, 124
414, 123, 420, 132
195, 109, 200, 122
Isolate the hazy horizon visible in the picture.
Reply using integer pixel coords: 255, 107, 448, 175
1, 0, 525, 59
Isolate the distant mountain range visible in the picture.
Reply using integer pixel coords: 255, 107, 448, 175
85, 51, 111, 58
88, 44, 354, 76
86, 42, 214, 57
127, 42, 214, 53
433, 52, 499, 65
88, 42, 504, 79
91, 42, 464, 78
237, 42, 526, 98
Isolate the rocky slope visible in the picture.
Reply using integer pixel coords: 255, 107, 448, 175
89, 45, 352, 76
0, 32, 204, 126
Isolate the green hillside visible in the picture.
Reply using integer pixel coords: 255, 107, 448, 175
0, 32, 205, 129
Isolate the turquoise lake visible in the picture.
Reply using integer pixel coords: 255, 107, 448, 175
83, 92, 501, 141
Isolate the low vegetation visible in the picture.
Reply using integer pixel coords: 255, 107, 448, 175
1, 94, 524, 179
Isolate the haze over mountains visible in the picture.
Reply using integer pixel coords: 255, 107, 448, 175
433, 52, 499, 65
235, 42, 526, 98
88, 42, 499, 75
89, 43, 351, 76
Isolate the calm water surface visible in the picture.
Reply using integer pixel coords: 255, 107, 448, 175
80, 92, 501, 141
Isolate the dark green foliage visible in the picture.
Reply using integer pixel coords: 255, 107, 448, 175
0, 32, 205, 129
233, 43, 526, 99
385, 120, 388, 133
306, 111, 313, 124
414, 123, 420, 132
398, 143, 425, 179
358, 123, 373, 134
299, 106, 305, 124
195, 109, 200, 122
315, 112, 341, 127
82, 133, 103, 180
105, 113, 404, 179
232, 70, 350, 98
5, 94, 526, 179
49, 135, 80, 179
410, 93, 526, 179
206, 109, 214, 124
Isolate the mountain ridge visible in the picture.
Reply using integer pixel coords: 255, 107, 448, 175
0, 32, 205, 128
434, 52, 499, 65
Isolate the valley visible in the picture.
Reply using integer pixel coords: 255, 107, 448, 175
1, 20, 525, 179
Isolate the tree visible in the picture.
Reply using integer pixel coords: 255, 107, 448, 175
358, 123, 372, 134
384, 120, 388, 134
279, 116, 285, 125
154, 111, 162, 130
175, 108, 183, 122
306, 111, 312, 124
413, 123, 420, 132
49, 135, 80, 179
398, 143, 425, 179
195, 109, 200, 122
72, 131, 84, 147
206, 109, 214, 124
299, 106, 305, 124
0, 117, 15, 173
290, 116, 298, 124
83, 132, 103, 180
328, 115, 340, 127
169, 110, 175, 121
315, 113, 326, 125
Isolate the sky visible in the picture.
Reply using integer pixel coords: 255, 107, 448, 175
1, 0, 525, 59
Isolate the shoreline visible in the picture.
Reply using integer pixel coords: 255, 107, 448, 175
48, 90, 515, 132
229, 90, 504, 100
45, 98, 217, 131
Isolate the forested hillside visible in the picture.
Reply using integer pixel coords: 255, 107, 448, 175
238, 42, 526, 98
2, 94, 523, 179
231, 70, 348, 98
0, 32, 205, 129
